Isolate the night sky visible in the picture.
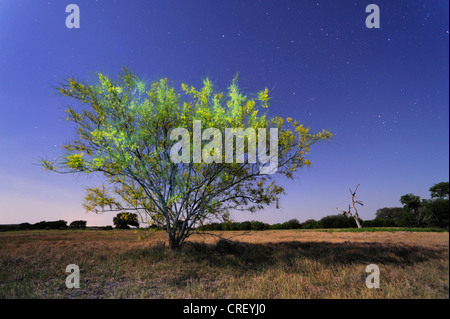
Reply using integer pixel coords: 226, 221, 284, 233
0, 0, 448, 226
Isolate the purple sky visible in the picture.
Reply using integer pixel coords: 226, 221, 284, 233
0, 0, 448, 226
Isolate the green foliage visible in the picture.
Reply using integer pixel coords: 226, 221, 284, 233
337, 227, 448, 233
373, 182, 449, 229
198, 222, 224, 231
285, 219, 301, 229
19, 223, 33, 230
42, 68, 332, 248
400, 194, 421, 212
429, 182, 449, 199
33, 220, 68, 230
69, 220, 87, 229
375, 207, 404, 221
319, 214, 357, 229
251, 220, 271, 230
240, 221, 252, 231
224, 222, 245, 231
113, 212, 139, 229
362, 218, 397, 228
270, 219, 301, 230
423, 199, 449, 229
300, 219, 321, 229
0, 221, 68, 232
200, 218, 301, 231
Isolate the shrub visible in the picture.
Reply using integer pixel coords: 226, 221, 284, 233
285, 219, 301, 229
240, 221, 252, 231
319, 215, 356, 228
251, 221, 270, 231
301, 219, 321, 229
362, 218, 396, 228
113, 213, 139, 229
70, 220, 87, 229
33, 220, 68, 230
424, 199, 449, 229
19, 223, 32, 230
198, 222, 224, 231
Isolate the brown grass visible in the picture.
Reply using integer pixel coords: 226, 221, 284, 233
0, 229, 448, 299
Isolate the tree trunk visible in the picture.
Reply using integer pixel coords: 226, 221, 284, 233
168, 232, 185, 249
354, 217, 362, 229
169, 239, 181, 249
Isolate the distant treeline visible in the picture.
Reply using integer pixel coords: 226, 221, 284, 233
1, 194, 448, 232
199, 199, 449, 231
197, 216, 372, 232
0, 220, 88, 232
199, 182, 449, 231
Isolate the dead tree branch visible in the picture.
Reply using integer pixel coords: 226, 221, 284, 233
337, 184, 363, 228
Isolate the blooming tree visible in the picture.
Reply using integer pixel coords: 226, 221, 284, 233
42, 68, 332, 248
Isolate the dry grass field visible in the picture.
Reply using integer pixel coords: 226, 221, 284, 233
0, 229, 448, 299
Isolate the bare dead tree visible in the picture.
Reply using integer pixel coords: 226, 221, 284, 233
337, 184, 363, 229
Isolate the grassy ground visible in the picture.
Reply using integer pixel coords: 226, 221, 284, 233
0, 229, 448, 299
